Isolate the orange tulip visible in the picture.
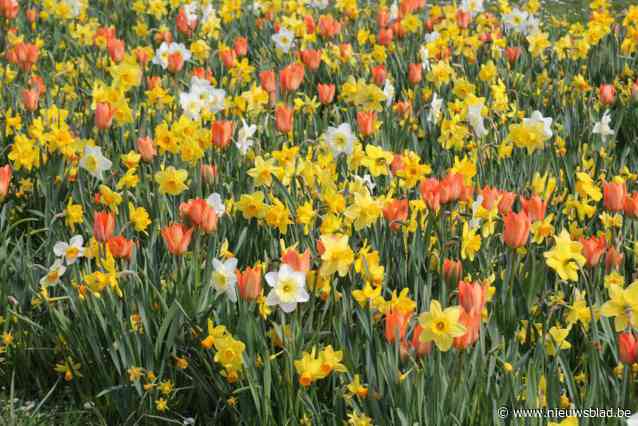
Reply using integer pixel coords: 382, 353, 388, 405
147, 76, 162, 90
504, 46, 521, 65
624, 193, 638, 217
579, 235, 606, 267
259, 70, 276, 93
599, 84, 616, 106
200, 164, 218, 184
356, 111, 377, 137
411, 324, 433, 357
0, 0, 19, 19
167, 51, 184, 73
107, 236, 134, 259
281, 248, 311, 273
0, 165, 11, 200
618, 332, 638, 365
161, 224, 193, 256
419, 177, 441, 211
371, 65, 386, 86
520, 195, 547, 222
93, 211, 115, 242
603, 181, 626, 212
442, 259, 463, 287
439, 173, 464, 204
176, 8, 198, 36
179, 198, 218, 233
605, 246, 624, 272
107, 38, 125, 63
234, 37, 248, 56
339, 43, 352, 61
481, 186, 501, 210
95, 102, 115, 130
21, 88, 39, 112
317, 14, 341, 38
378, 28, 393, 46
220, 49, 237, 68
275, 104, 294, 133
503, 211, 530, 249
458, 280, 486, 317
498, 191, 516, 216
300, 49, 322, 71
317, 83, 336, 104
211, 120, 234, 149
237, 266, 262, 301
279, 63, 305, 93
304, 14, 315, 33
384, 309, 412, 344
10, 42, 39, 71
407, 63, 422, 85
390, 154, 405, 175
383, 199, 409, 231
456, 9, 471, 29
136, 136, 157, 162
452, 310, 481, 350
377, 8, 389, 27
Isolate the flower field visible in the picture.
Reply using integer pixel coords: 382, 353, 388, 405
1, 0, 638, 424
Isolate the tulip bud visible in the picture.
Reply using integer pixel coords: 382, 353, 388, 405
618, 332, 638, 365
95, 102, 115, 130
21, 88, 39, 112
411, 324, 432, 357
442, 259, 463, 287
136, 136, 157, 162
599, 84, 616, 106
93, 211, 115, 242
237, 266, 262, 301
0, 165, 12, 201
161, 224, 193, 256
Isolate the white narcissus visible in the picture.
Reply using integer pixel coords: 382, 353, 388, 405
53, 235, 85, 265
265, 264, 309, 313
212, 257, 239, 302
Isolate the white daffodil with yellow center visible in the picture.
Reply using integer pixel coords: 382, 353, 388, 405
265, 264, 308, 313
53, 235, 85, 265
212, 257, 238, 302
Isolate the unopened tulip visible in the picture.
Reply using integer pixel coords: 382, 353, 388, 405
237, 266, 262, 301
605, 246, 624, 272
356, 111, 377, 136
503, 211, 530, 249
408, 63, 422, 85
411, 324, 433, 357
317, 83, 335, 104
504, 47, 521, 65
161, 224, 193, 256
383, 199, 409, 231
95, 102, 115, 130
618, 332, 638, 365
21, 89, 39, 111
603, 181, 626, 212
93, 211, 115, 242
279, 63, 305, 93
275, 104, 294, 133
599, 84, 616, 106
579, 235, 606, 267
442, 259, 463, 287
458, 280, 486, 316
0, 165, 11, 200
234, 37, 248, 56
520, 195, 547, 222
211, 120, 234, 149
136, 136, 157, 162
624, 193, 638, 217
384, 309, 411, 344
167, 51, 184, 73
107, 236, 134, 259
